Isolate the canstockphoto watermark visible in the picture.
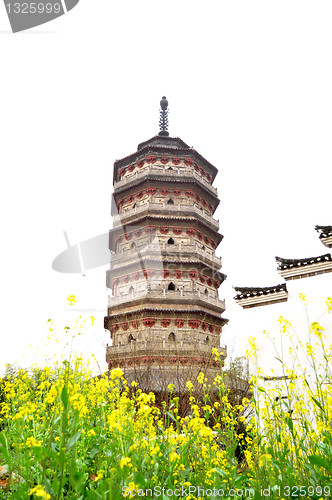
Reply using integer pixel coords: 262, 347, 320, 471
122, 485, 255, 497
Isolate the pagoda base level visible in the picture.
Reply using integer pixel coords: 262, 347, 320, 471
109, 363, 224, 394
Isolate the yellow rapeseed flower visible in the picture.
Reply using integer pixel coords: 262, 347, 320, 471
120, 457, 132, 468
110, 368, 124, 379
29, 485, 50, 499
67, 295, 78, 306
26, 436, 42, 448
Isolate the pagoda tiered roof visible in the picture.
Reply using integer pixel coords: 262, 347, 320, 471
112, 135, 218, 184
113, 176, 220, 210
108, 216, 224, 249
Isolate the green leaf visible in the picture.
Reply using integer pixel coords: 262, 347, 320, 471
311, 396, 323, 411
275, 357, 283, 364
88, 446, 99, 459
67, 429, 82, 449
286, 417, 293, 431
308, 454, 330, 469
0, 431, 7, 448
61, 385, 69, 407
216, 468, 227, 477
165, 411, 176, 422
134, 472, 146, 487
0, 447, 11, 465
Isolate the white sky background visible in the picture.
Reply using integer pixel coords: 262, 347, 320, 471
0, 1, 331, 376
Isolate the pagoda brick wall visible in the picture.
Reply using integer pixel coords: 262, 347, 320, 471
104, 136, 228, 392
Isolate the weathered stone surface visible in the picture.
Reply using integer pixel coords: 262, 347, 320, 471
105, 132, 228, 392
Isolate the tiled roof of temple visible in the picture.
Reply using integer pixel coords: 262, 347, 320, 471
315, 225, 332, 239
276, 254, 331, 270
234, 284, 287, 300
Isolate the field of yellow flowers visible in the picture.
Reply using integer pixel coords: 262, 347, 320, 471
0, 296, 331, 500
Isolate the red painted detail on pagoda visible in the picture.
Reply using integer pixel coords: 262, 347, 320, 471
146, 187, 156, 195
185, 189, 195, 198
121, 322, 129, 331
161, 318, 170, 328
110, 324, 119, 334
173, 227, 182, 235
143, 269, 155, 278
162, 270, 170, 278
194, 163, 200, 172
132, 272, 141, 281
128, 164, 135, 172
208, 324, 215, 333
189, 319, 201, 329
172, 157, 180, 165
146, 155, 157, 163
125, 233, 132, 241
123, 275, 130, 284
186, 228, 197, 236
184, 158, 194, 166
113, 277, 120, 286
160, 156, 169, 164
189, 270, 199, 279
136, 190, 143, 199
137, 159, 145, 168
161, 188, 169, 196
145, 226, 156, 233
143, 318, 155, 327
174, 270, 183, 279
202, 322, 208, 331
134, 229, 142, 237
160, 226, 169, 234
131, 320, 139, 329
175, 319, 184, 328
197, 232, 203, 240
173, 189, 181, 196
207, 278, 213, 286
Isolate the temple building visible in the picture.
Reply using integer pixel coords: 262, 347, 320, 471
234, 225, 332, 311
232, 224, 332, 415
104, 97, 228, 393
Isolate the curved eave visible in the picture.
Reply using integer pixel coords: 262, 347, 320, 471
113, 145, 218, 185
112, 177, 220, 214
137, 135, 191, 150
104, 308, 228, 324
109, 216, 224, 250
233, 283, 287, 299
276, 253, 332, 270
106, 259, 226, 282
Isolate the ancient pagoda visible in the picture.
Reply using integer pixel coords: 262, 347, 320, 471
104, 97, 228, 393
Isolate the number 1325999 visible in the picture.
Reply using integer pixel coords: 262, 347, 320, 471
6, 3, 61, 13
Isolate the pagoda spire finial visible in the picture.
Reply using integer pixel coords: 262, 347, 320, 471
158, 96, 169, 136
